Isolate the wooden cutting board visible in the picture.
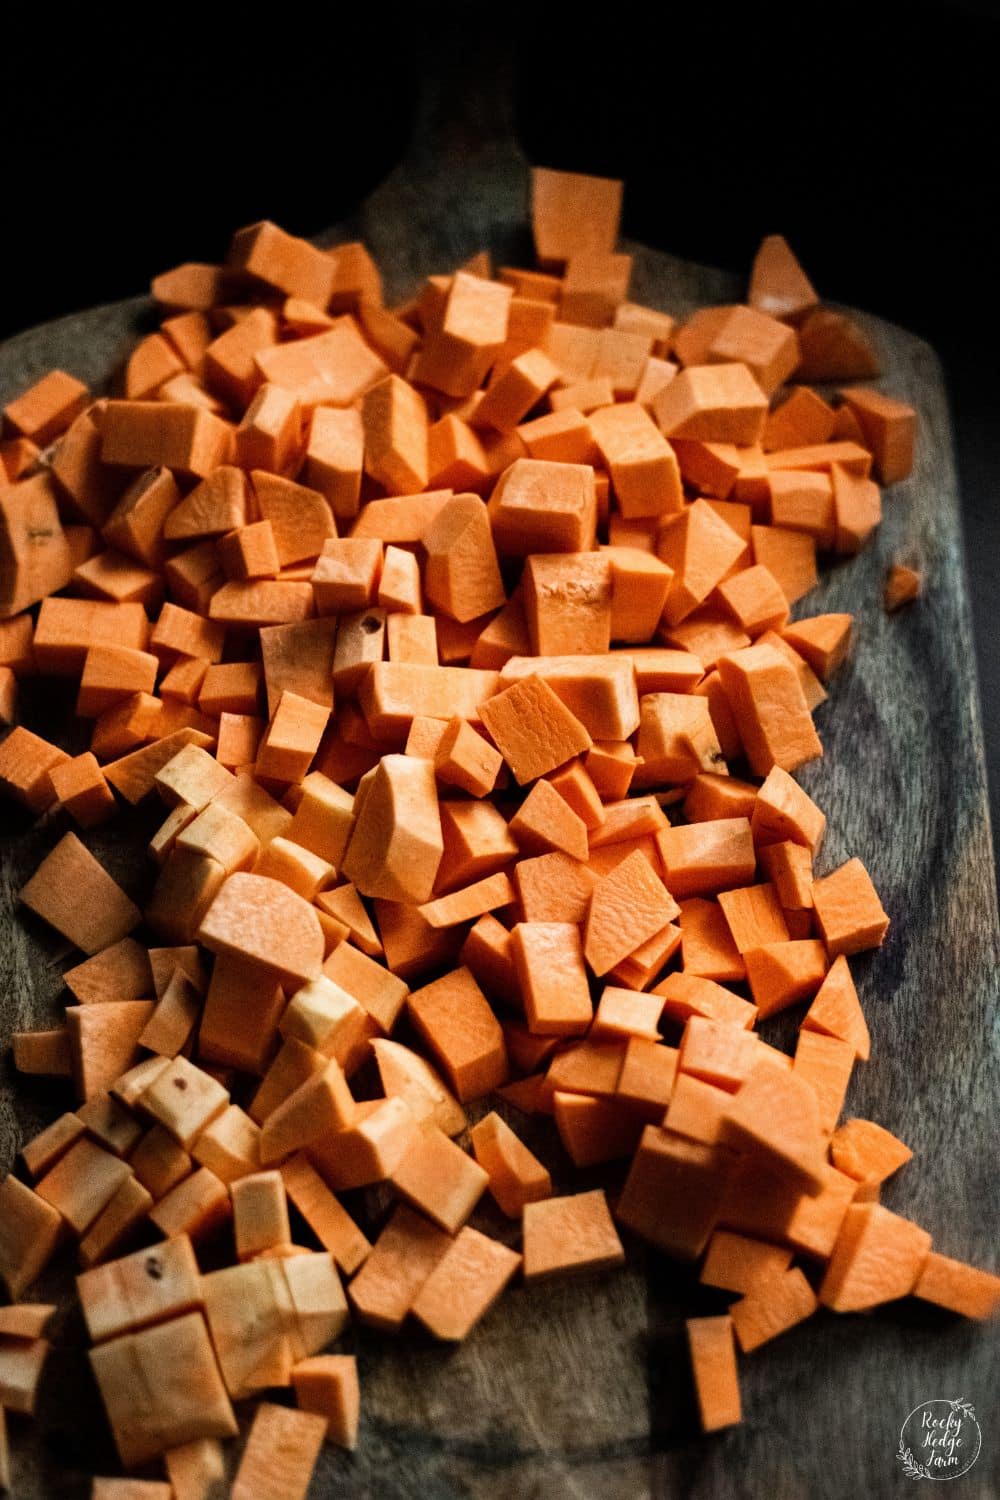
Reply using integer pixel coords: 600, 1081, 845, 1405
2, 52, 998, 1500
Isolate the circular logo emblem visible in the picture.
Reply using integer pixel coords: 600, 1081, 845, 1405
897, 1398, 982, 1481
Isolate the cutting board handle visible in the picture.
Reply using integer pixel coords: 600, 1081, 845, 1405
407, 35, 521, 167
358, 34, 534, 290
397, 33, 522, 177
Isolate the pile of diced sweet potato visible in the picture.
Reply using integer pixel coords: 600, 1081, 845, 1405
0, 166, 995, 1496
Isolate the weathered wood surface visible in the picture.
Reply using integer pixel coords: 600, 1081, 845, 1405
1, 52, 998, 1500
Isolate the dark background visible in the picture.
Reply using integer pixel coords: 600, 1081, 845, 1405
2, 1, 998, 868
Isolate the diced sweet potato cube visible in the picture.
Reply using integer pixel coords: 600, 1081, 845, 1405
617, 1126, 734, 1259
19, 833, 140, 954
0, 1306, 56, 1341
829, 1117, 912, 1185
839, 386, 916, 485
259, 1059, 355, 1165
480, 672, 591, 784
412, 273, 511, 398
793, 1030, 855, 1133
717, 882, 790, 953
531, 167, 622, 268
230, 1401, 326, 1500
488, 458, 597, 556
749, 234, 818, 323
139, 1057, 229, 1149
616, 1038, 679, 1120
679, 1016, 758, 1092
89, 1311, 237, 1467
407, 967, 507, 1100
434, 716, 502, 796
66, 1002, 154, 1100
657, 499, 749, 627
657, 817, 756, 900
634, 691, 723, 786
653, 363, 768, 446
717, 643, 822, 776
913, 1252, 1000, 1320
411, 1226, 521, 1341
523, 1189, 624, 1281
48, 751, 116, 827
322, 941, 409, 1034
341, 753, 443, 904
77, 1234, 202, 1344
347, 1204, 452, 1331
720, 1062, 826, 1189
164, 1440, 227, 1500
0, 1337, 50, 1416
812, 857, 890, 956
149, 1168, 231, 1243
584, 849, 679, 976
191, 1104, 261, 1186
292, 1353, 360, 1449
232, 1170, 291, 1259
819, 1202, 931, 1311
802, 955, 870, 1060
198, 872, 324, 988
523, 551, 611, 656
199, 1259, 292, 1397
700, 1229, 793, 1294
687, 1315, 741, 1431
742, 939, 828, 1017
280, 1154, 371, 1276
390, 1125, 488, 1233
0, 1175, 63, 1299
423, 493, 505, 623
751, 764, 826, 852
499, 653, 639, 739
510, 921, 591, 1035
591, 986, 665, 1041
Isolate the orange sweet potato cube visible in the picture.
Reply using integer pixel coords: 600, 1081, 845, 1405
812, 857, 890, 957
749, 234, 818, 323
687, 1315, 742, 1431
479, 673, 591, 784
362, 374, 429, 494
839, 386, 916, 484
717, 643, 822, 776
531, 167, 623, 268
589, 401, 682, 518
47, 752, 116, 827
412, 273, 512, 397
410, 1225, 521, 1341
618, 1127, 734, 1259
913, 1252, 1000, 1320
434, 717, 502, 797
488, 458, 597, 556
657, 499, 748, 626
653, 363, 768, 446
819, 1202, 931, 1312
705, 305, 800, 397
256, 691, 330, 783
235, 383, 301, 474
407, 967, 507, 1100
390, 1125, 488, 1233
292, 1353, 360, 1449
522, 1189, 624, 1280
5, 369, 89, 445
311, 538, 383, 614
89, 1311, 237, 1466
523, 551, 611, 656
510, 921, 591, 1036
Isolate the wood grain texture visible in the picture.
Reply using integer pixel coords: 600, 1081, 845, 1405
1, 53, 998, 1500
